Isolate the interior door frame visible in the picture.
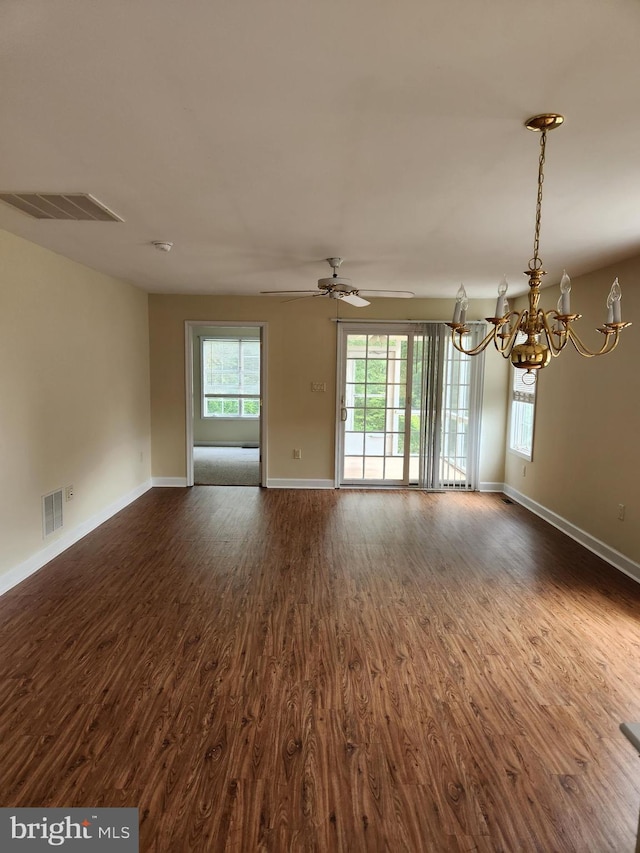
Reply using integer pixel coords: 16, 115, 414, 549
185, 320, 268, 487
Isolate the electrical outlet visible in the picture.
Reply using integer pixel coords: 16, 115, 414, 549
65, 485, 74, 502
293, 449, 302, 459
618, 503, 626, 521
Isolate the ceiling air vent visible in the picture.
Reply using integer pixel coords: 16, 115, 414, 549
0, 192, 123, 221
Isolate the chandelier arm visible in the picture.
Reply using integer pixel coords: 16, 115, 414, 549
492, 334, 511, 355
565, 325, 621, 358
539, 310, 569, 357
450, 309, 532, 360
494, 310, 527, 354
448, 325, 502, 357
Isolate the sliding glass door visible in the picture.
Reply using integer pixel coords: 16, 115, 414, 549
340, 332, 415, 484
337, 323, 484, 489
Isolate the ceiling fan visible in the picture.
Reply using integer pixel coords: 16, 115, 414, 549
261, 258, 414, 306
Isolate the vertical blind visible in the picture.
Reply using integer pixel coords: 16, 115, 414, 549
415, 322, 484, 490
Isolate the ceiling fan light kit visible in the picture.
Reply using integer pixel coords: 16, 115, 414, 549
447, 113, 631, 381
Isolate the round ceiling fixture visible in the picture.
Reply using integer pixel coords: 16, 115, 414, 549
525, 113, 564, 132
152, 241, 173, 252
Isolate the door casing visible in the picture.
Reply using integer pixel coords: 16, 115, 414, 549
184, 320, 268, 487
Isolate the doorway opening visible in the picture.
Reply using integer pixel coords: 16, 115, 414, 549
185, 322, 267, 486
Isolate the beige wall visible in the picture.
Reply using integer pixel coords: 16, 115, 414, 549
149, 294, 508, 484
0, 229, 151, 579
504, 256, 640, 567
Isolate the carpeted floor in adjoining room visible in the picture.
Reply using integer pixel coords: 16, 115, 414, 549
194, 445, 261, 486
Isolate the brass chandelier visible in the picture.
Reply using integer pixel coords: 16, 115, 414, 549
447, 113, 631, 381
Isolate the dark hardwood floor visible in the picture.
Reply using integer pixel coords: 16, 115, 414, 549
1, 487, 639, 851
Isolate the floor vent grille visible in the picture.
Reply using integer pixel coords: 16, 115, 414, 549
0, 192, 123, 221
43, 489, 63, 537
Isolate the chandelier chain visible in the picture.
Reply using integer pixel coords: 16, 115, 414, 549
529, 129, 547, 271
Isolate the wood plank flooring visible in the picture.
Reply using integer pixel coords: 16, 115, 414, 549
1, 488, 640, 851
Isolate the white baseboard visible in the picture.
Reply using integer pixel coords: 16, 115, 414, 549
503, 484, 640, 584
194, 441, 258, 447
479, 482, 504, 492
0, 480, 153, 598
152, 477, 188, 487
266, 479, 335, 489
266, 480, 501, 492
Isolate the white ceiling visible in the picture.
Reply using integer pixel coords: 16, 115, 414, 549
1, 0, 640, 300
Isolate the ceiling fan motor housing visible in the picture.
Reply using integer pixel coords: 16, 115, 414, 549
318, 276, 353, 292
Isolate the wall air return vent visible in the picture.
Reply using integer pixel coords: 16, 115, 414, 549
42, 489, 64, 538
0, 192, 123, 221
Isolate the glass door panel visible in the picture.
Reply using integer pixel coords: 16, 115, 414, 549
439, 340, 472, 486
342, 332, 415, 484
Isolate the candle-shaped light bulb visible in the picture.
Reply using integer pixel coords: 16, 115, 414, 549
606, 291, 614, 324
559, 270, 571, 315
608, 277, 622, 323
452, 284, 467, 324
495, 275, 508, 317
554, 297, 563, 332
459, 294, 469, 325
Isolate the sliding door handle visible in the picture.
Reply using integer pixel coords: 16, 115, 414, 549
340, 407, 348, 422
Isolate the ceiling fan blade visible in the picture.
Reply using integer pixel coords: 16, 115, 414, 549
358, 290, 415, 298
281, 293, 323, 304
261, 290, 317, 295
340, 293, 370, 307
